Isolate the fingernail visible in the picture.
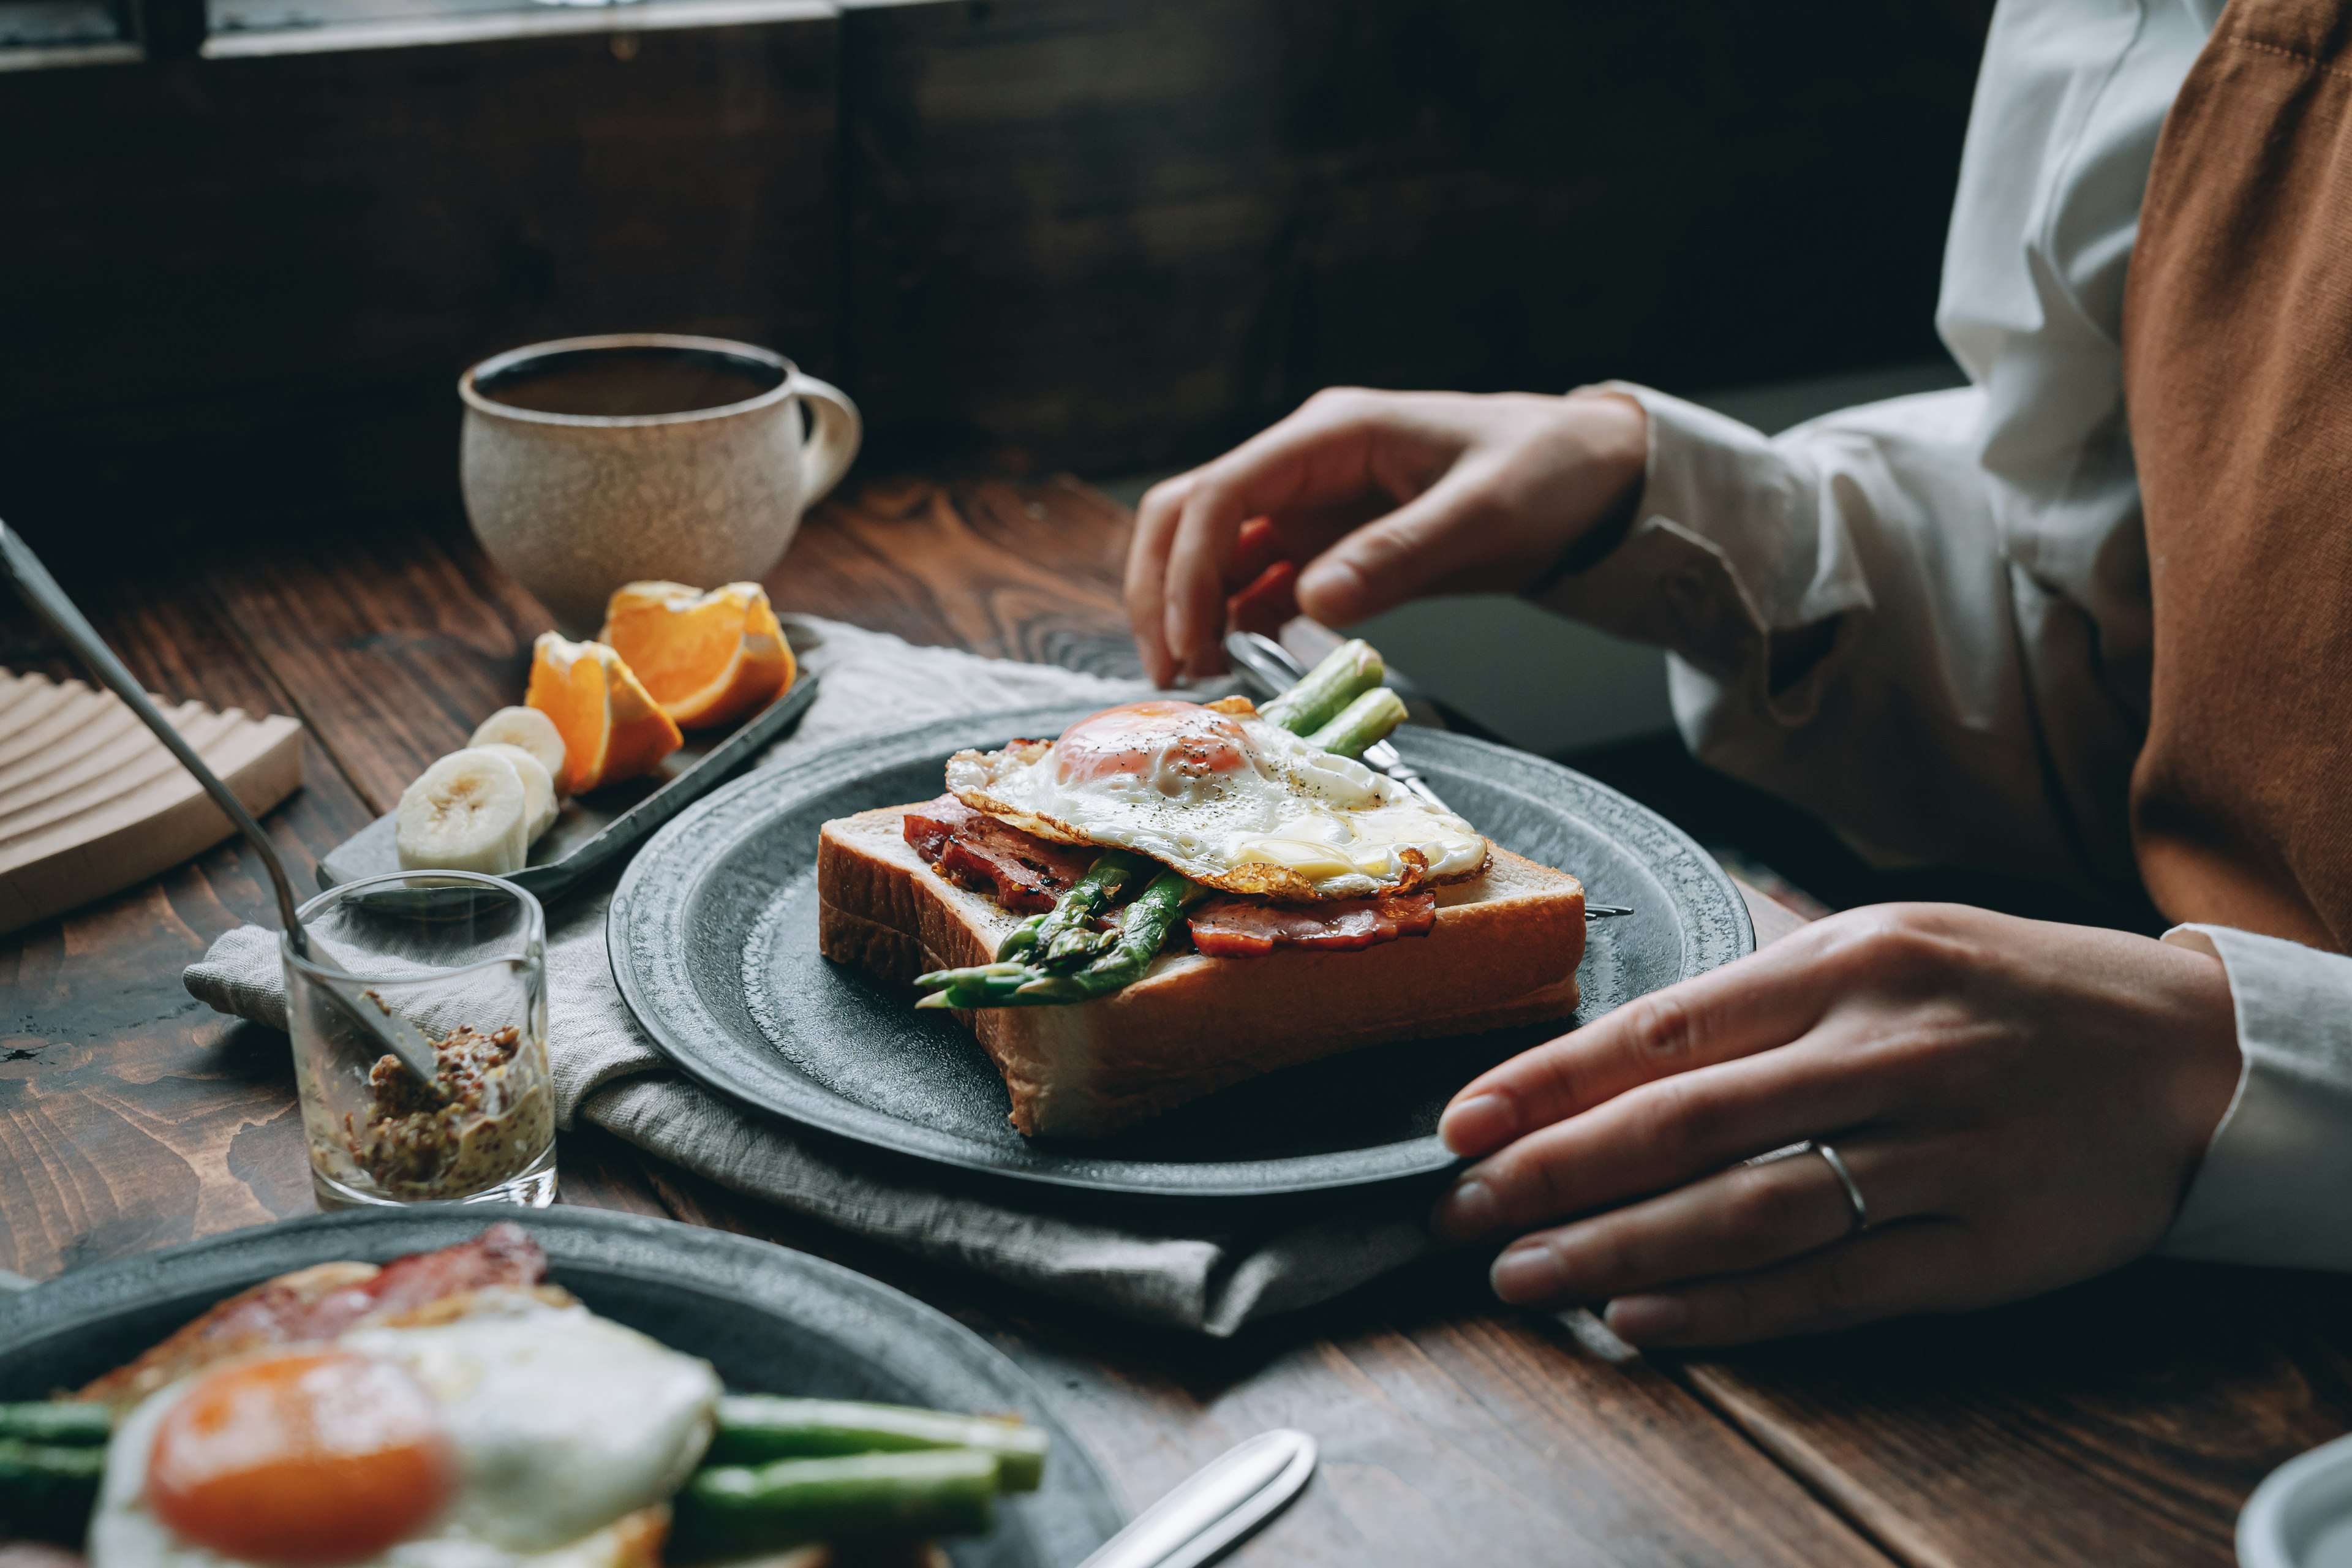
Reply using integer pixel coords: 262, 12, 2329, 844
1295, 557, 1365, 620
1439, 1093, 1515, 1155
1605, 1294, 1689, 1342
1429, 1176, 1498, 1242
1491, 1242, 1567, 1304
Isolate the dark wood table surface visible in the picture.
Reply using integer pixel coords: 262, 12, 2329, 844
7, 475, 2351, 1568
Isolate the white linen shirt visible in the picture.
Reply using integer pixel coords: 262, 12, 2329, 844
1540, 0, 2352, 1270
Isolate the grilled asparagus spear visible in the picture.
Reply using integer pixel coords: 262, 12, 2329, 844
709, 1396, 1047, 1491
0, 1438, 106, 1544
1257, 638, 1382, 734
992, 850, 1146, 965
669, 1449, 1001, 1559
1014, 871, 1208, 1002
1305, 687, 1408, 760
0, 1403, 109, 1446
916, 870, 1208, 1008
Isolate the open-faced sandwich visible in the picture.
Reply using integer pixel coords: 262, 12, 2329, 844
816, 641, 1586, 1139
1, 1225, 1045, 1568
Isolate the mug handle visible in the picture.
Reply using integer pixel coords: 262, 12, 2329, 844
787, 371, 862, 507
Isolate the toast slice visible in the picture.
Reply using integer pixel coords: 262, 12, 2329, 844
816, 804, 1586, 1138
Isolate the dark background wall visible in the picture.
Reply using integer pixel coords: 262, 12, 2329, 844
1, 0, 1992, 565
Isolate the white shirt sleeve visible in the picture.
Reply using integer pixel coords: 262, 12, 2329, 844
1536, 381, 2103, 889
1528, 0, 2352, 1272
2157, 926, 2352, 1270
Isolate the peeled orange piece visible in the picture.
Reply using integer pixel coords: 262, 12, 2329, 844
524, 633, 683, 794
598, 580, 795, 730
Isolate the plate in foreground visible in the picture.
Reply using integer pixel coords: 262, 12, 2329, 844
0, 1206, 1120, 1568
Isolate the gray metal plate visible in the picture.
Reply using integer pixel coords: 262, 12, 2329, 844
609, 707, 1754, 1199
0, 1207, 1120, 1568
322, 672, 820, 904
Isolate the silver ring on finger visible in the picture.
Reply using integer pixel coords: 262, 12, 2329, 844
1813, 1140, 1869, 1235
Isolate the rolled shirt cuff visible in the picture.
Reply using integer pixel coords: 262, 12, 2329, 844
2157, 923, 2352, 1271
1531, 382, 1872, 718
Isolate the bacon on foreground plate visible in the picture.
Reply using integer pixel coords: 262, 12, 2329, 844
1188, 892, 1438, 957
77, 1223, 548, 1410
903, 793, 1095, 913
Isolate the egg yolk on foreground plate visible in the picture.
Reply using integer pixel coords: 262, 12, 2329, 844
146, 1351, 454, 1566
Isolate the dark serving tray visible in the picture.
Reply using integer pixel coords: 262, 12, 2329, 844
608, 705, 1755, 1200
0, 1207, 1120, 1568
321, 671, 818, 905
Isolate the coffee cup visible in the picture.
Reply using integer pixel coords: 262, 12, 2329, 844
459, 333, 860, 633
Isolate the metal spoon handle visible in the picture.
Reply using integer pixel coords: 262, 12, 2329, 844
1, 523, 443, 1083
1076, 1429, 1316, 1568
0, 522, 310, 951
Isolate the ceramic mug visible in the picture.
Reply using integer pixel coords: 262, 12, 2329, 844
459, 333, 861, 633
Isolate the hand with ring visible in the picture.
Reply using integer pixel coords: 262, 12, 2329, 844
1429, 903, 2244, 1344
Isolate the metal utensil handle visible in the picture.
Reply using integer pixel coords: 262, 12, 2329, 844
0, 522, 311, 954
1076, 1428, 1317, 1568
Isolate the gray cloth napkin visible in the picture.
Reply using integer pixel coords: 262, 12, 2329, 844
186, 615, 1438, 1336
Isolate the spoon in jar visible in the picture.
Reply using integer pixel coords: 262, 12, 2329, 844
0, 521, 441, 1085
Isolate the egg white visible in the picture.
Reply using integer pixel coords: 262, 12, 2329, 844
946, 700, 1488, 899
88, 1291, 720, 1568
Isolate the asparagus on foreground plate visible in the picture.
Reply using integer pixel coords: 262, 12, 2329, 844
0, 1396, 1045, 1558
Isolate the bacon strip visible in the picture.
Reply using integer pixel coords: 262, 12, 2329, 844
1189, 892, 1438, 957
903, 793, 1096, 913
78, 1223, 546, 1409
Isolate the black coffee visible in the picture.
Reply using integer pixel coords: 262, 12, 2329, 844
479, 346, 783, 417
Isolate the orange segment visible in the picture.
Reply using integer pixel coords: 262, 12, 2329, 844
597, 580, 795, 730
525, 633, 682, 794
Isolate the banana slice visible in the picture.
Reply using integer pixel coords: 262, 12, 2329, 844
474, 742, 559, 843
396, 749, 530, 873
470, 706, 568, 791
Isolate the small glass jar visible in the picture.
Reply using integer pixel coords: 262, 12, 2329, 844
282, 871, 557, 1209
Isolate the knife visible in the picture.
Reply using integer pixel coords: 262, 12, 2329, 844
1076, 1428, 1317, 1568
1221, 630, 1633, 921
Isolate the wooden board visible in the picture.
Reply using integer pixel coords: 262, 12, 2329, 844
0, 668, 303, 936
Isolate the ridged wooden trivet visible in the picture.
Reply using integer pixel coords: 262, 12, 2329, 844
0, 668, 304, 935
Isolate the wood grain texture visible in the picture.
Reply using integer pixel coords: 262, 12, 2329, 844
842, 0, 1991, 472
768, 477, 1139, 677
1670, 1263, 2352, 1568
0, 565, 371, 1279
638, 1161, 1890, 1568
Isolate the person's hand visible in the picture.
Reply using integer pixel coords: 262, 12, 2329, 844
1125, 388, 1648, 685
1430, 904, 2242, 1345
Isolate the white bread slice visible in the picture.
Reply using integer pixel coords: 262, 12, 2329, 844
816, 805, 1585, 1138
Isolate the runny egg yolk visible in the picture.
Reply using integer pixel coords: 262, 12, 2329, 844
146, 1350, 454, 1567
1052, 701, 1248, 797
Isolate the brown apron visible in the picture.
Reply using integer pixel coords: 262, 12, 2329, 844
2124, 0, 2352, 954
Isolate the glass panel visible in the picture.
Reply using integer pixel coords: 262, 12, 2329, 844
208, 0, 669, 38
0, 0, 124, 47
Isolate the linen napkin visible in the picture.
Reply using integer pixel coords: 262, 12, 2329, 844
186, 616, 1439, 1336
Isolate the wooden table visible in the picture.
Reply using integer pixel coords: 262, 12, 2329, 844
7, 477, 2350, 1568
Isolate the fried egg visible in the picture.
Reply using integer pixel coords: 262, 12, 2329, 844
945, 699, 1489, 900
90, 1290, 719, 1568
